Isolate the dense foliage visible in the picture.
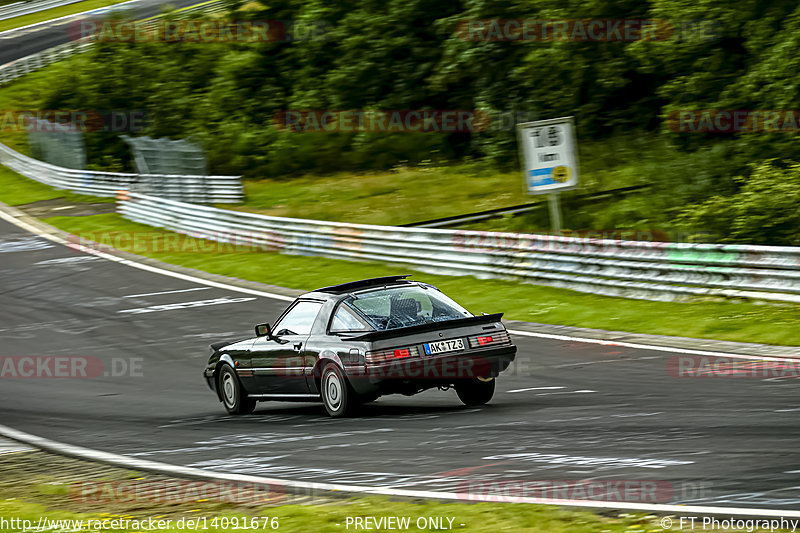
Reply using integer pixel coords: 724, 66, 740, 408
38, 0, 800, 244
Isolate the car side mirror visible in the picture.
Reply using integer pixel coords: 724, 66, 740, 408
255, 323, 271, 338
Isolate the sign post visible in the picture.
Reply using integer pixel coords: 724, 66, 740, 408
517, 116, 579, 233
547, 192, 562, 233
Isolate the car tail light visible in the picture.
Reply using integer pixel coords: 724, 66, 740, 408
366, 346, 419, 364
468, 330, 511, 348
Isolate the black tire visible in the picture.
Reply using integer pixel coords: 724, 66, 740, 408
454, 377, 495, 406
218, 364, 257, 415
320, 363, 356, 417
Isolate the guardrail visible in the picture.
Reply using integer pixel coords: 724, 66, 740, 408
403, 185, 652, 228
0, 39, 90, 86
117, 192, 800, 303
0, 0, 84, 22
0, 0, 242, 202
0, 141, 243, 202
0, 0, 83, 20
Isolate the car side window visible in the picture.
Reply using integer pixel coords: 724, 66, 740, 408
273, 301, 323, 336
330, 304, 372, 333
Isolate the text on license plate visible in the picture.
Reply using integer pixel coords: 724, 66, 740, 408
424, 338, 465, 355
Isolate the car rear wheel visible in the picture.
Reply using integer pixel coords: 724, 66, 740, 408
321, 363, 355, 417
454, 377, 495, 406
219, 364, 256, 415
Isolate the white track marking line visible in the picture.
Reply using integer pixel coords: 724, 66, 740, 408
123, 287, 212, 298
118, 296, 256, 314
507, 329, 800, 363
1, 424, 799, 517
555, 355, 660, 368
536, 389, 596, 396
0, 208, 295, 302
507, 386, 565, 393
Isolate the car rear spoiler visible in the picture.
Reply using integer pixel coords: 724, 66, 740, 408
348, 313, 504, 341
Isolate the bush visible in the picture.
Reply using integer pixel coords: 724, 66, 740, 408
678, 160, 800, 245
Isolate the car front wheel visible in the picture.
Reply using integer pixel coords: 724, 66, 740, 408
218, 364, 256, 415
321, 363, 355, 417
454, 377, 495, 406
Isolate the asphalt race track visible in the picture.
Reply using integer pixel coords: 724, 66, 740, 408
0, 0, 220, 66
1, 217, 799, 510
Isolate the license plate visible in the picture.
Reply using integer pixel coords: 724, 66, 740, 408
424, 338, 465, 355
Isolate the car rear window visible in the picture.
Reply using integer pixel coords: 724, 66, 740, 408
345, 285, 472, 331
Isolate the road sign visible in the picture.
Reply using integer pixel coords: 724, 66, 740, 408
517, 116, 579, 194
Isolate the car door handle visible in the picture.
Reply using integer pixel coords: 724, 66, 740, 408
293, 343, 303, 351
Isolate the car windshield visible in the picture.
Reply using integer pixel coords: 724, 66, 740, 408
344, 285, 472, 331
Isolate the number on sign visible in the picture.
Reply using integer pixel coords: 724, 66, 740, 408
547, 126, 562, 146
530, 126, 562, 148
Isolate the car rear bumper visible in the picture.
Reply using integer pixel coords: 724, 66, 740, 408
347, 344, 517, 395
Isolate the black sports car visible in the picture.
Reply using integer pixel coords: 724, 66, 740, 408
203, 275, 517, 417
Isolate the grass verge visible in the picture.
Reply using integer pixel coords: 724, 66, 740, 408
231, 164, 531, 227
0, 164, 113, 205
0, 496, 670, 533
225, 134, 670, 230
0, 0, 130, 33
3, 450, 786, 533
31, 210, 800, 346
